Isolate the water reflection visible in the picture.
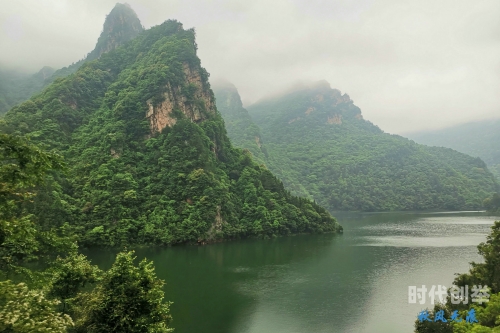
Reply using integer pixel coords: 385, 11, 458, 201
84, 212, 498, 333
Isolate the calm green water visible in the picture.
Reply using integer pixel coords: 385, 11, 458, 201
85, 211, 498, 333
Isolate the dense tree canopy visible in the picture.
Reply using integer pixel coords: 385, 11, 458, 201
1, 20, 339, 248
0, 133, 72, 279
213, 81, 267, 164
484, 193, 500, 213
0, 67, 55, 116
213, 82, 499, 212
414, 221, 500, 332
0, 3, 143, 117
73, 251, 173, 333
408, 119, 500, 181
0, 132, 173, 332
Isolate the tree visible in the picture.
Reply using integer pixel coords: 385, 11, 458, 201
0, 133, 76, 332
454, 221, 500, 295
48, 252, 102, 315
415, 222, 500, 332
0, 133, 71, 279
484, 193, 500, 213
0, 280, 73, 333
413, 303, 453, 333
75, 251, 173, 333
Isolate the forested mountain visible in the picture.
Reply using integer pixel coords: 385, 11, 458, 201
215, 81, 498, 212
213, 80, 267, 164
0, 66, 55, 115
0, 13, 340, 246
0, 3, 144, 116
45, 2, 144, 86
87, 3, 144, 62
407, 119, 500, 180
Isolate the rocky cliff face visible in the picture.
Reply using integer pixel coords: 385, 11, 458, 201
247, 82, 363, 131
239, 81, 499, 212
1, 17, 340, 247
147, 63, 216, 134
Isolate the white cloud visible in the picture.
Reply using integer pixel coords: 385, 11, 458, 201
0, 0, 498, 133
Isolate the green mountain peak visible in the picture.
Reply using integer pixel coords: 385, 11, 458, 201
1, 21, 340, 246
249, 81, 366, 135
217, 81, 498, 212
86, 3, 144, 61
0, 3, 146, 116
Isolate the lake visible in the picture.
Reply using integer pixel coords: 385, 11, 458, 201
85, 211, 498, 333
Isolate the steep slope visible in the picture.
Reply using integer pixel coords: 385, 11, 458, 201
0, 3, 144, 116
1, 21, 340, 246
407, 119, 500, 180
86, 3, 143, 61
213, 81, 267, 164
0, 66, 55, 115
41, 3, 145, 90
239, 81, 498, 211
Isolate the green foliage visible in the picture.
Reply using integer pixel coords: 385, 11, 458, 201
414, 222, 500, 332
227, 82, 499, 212
484, 193, 500, 213
0, 66, 55, 116
0, 133, 174, 332
454, 221, 500, 294
0, 136, 75, 333
0, 280, 74, 333
408, 119, 500, 182
414, 303, 453, 333
213, 81, 267, 164
48, 252, 102, 315
0, 133, 64, 195
74, 251, 173, 333
0, 21, 339, 247
0, 133, 72, 279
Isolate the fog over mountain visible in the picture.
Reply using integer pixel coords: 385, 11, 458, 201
1, 0, 499, 133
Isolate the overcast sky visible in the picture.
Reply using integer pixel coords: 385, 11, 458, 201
1, 0, 499, 134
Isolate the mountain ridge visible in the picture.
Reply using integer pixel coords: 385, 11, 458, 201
407, 118, 500, 180
215, 81, 498, 212
213, 80, 267, 164
1, 19, 340, 246
0, 3, 144, 116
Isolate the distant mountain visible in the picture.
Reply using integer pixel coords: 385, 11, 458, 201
1, 18, 340, 246
213, 80, 267, 164
0, 66, 55, 115
407, 119, 500, 180
216, 81, 498, 211
0, 3, 144, 116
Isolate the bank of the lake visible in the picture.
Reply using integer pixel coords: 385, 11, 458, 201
84, 211, 498, 333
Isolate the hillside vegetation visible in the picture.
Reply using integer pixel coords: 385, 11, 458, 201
215, 82, 498, 211
0, 3, 144, 116
408, 119, 500, 180
1, 20, 340, 247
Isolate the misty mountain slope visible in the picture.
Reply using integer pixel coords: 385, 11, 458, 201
407, 119, 500, 180
0, 3, 143, 116
219, 81, 499, 212
213, 81, 267, 164
1, 19, 340, 246
0, 66, 55, 115
86, 3, 144, 62
45, 2, 144, 84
